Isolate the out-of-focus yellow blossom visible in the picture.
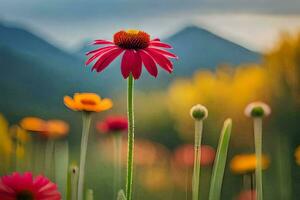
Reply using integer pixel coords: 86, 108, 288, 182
294, 146, 300, 165
230, 154, 270, 174
168, 66, 270, 142
141, 167, 171, 191
0, 114, 13, 170
9, 125, 30, 144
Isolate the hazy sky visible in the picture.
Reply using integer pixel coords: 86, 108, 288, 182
0, 0, 300, 52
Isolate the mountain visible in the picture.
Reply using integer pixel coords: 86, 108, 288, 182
0, 23, 125, 121
165, 26, 261, 76
0, 23, 261, 120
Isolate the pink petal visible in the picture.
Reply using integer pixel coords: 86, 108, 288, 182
139, 50, 158, 77
131, 52, 142, 79
86, 45, 116, 56
151, 38, 160, 41
85, 46, 118, 65
92, 48, 124, 73
148, 47, 178, 59
121, 50, 135, 79
146, 49, 173, 73
149, 41, 172, 48
93, 39, 114, 45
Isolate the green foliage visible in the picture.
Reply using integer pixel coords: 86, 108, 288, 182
117, 190, 126, 200
209, 119, 232, 200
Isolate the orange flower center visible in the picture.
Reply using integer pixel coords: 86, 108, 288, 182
80, 99, 97, 106
114, 29, 150, 50
17, 190, 34, 200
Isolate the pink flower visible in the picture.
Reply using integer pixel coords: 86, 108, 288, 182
173, 144, 216, 167
0, 172, 61, 200
97, 116, 128, 133
86, 29, 178, 79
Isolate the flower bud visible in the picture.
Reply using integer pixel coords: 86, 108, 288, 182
244, 102, 271, 118
190, 104, 208, 120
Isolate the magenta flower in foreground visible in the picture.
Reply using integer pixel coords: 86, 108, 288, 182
97, 116, 128, 133
86, 29, 178, 79
0, 172, 61, 200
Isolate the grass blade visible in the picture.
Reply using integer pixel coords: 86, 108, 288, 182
117, 189, 126, 200
208, 118, 232, 200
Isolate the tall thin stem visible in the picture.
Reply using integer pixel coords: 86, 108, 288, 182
126, 74, 134, 200
45, 139, 55, 180
254, 118, 263, 200
192, 120, 203, 200
78, 112, 92, 200
114, 133, 122, 199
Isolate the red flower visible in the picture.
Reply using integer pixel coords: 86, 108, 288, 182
173, 144, 216, 167
86, 30, 178, 79
97, 116, 128, 133
0, 172, 61, 200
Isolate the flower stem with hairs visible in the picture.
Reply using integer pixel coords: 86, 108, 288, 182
78, 112, 92, 200
192, 120, 203, 200
126, 74, 134, 200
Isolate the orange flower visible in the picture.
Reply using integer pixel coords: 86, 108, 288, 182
45, 120, 69, 138
230, 154, 270, 174
20, 117, 46, 133
64, 93, 113, 112
20, 117, 69, 138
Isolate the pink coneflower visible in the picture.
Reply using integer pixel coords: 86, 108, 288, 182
97, 116, 128, 133
86, 29, 178, 79
0, 172, 61, 200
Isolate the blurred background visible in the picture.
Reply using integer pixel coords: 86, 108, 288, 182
0, 0, 300, 199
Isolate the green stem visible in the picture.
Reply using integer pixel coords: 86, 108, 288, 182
192, 120, 203, 200
45, 139, 55, 180
254, 118, 263, 200
69, 165, 79, 200
78, 112, 92, 200
126, 74, 134, 200
250, 173, 255, 200
114, 133, 122, 199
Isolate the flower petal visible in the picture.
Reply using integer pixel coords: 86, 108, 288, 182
121, 50, 135, 79
85, 46, 118, 65
151, 38, 160, 41
146, 49, 173, 73
131, 52, 142, 79
92, 48, 124, 73
149, 41, 172, 48
139, 50, 158, 77
148, 47, 178, 59
86, 45, 116, 56
93, 39, 114, 45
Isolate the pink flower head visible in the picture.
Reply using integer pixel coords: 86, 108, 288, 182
0, 172, 61, 200
97, 116, 128, 133
86, 29, 178, 79
173, 144, 216, 167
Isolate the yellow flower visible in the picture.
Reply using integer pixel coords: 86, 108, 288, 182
9, 125, 30, 144
294, 146, 300, 165
64, 93, 113, 112
230, 154, 270, 174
